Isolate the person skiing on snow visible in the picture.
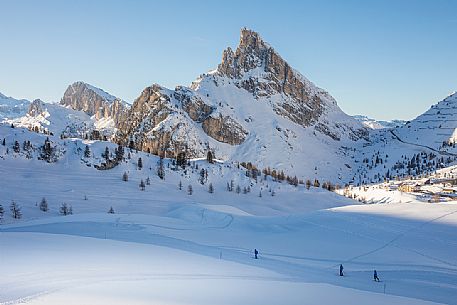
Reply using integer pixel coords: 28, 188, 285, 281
374, 269, 380, 282
339, 264, 344, 276
254, 249, 259, 259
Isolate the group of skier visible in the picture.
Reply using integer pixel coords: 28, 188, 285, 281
253, 250, 380, 282
340, 264, 380, 281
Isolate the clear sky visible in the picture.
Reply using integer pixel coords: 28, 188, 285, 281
1, 0, 456, 120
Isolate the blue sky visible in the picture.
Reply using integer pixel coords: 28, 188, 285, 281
1, 0, 456, 120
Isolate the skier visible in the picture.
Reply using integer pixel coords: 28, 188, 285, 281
374, 269, 380, 282
254, 249, 259, 259
339, 264, 344, 276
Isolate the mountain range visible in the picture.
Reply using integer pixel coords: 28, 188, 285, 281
1, 28, 456, 184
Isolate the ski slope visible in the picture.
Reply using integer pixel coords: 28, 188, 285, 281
0, 231, 444, 305
1, 125, 457, 304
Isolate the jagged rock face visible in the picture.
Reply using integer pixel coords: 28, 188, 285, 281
115, 28, 368, 179
216, 28, 367, 141
174, 86, 213, 122
60, 81, 128, 124
202, 114, 248, 145
117, 85, 194, 156
116, 84, 248, 156
28, 99, 46, 117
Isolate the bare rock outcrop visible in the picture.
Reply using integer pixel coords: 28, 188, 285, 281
60, 81, 128, 124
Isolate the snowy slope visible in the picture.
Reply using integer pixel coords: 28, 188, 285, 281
0, 92, 30, 121
1, 125, 457, 304
394, 92, 457, 151
0, 232, 444, 305
353, 115, 406, 129
6, 99, 94, 137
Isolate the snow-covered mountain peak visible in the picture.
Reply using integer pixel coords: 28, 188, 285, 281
60, 81, 129, 124
0, 92, 30, 121
70, 81, 117, 103
352, 115, 406, 129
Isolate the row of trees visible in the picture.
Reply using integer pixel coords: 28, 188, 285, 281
0, 201, 22, 220
0, 199, 76, 221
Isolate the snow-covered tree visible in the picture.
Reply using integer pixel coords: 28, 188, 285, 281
122, 172, 129, 182
39, 197, 48, 212
10, 201, 22, 219
40, 137, 54, 162
115, 144, 124, 161
108, 206, 115, 214
187, 184, 193, 195
102, 146, 110, 161
176, 152, 186, 168
84, 145, 91, 158
178, 180, 183, 190
157, 158, 165, 179
13, 140, 20, 153
146, 177, 150, 185
206, 151, 213, 163
139, 179, 146, 191
138, 157, 143, 170
208, 183, 214, 193
0, 204, 4, 221
199, 168, 205, 185
60, 203, 71, 216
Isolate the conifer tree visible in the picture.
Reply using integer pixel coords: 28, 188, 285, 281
0, 204, 4, 221
10, 201, 22, 219
39, 197, 48, 212
108, 206, 115, 214
208, 183, 214, 193
157, 158, 164, 179
13, 140, 20, 153
102, 146, 110, 161
138, 157, 143, 170
84, 145, 91, 158
187, 184, 193, 195
41, 137, 53, 162
115, 144, 124, 161
60, 203, 70, 216
199, 168, 205, 185
139, 179, 146, 191
122, 172, 129, 181
206, 151, 213, 163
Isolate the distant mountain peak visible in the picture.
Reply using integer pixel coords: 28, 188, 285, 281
60, 81, 129, 123
217, 28, 276, 79
68, 81, 118, 103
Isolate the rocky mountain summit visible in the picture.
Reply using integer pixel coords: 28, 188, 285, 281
115, 28, 368, 178
60, 81, 129, 125
213, 29, 367, 141
2, 29, 456, 182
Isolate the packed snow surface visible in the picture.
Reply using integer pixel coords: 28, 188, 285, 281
1, 125, 457, 304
